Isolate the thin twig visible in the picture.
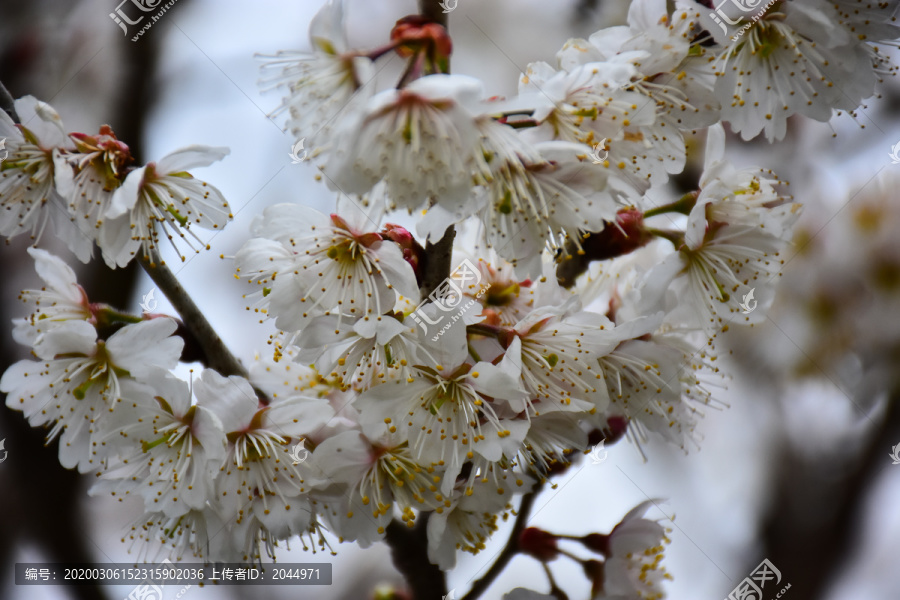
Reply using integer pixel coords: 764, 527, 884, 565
0, 80, 19, 123
462, 483, 545, 600
420, 224, 457, 298
138, 253, 250, 379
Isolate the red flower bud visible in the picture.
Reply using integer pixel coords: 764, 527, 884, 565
382, 223, 424, 274
518, 527, 559, 562
390, 15, 452, 60
383, 223, 415, 247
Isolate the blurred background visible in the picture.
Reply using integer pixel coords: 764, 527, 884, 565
1, 0, 900, 599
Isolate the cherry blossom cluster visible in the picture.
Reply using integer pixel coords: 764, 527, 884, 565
0, 96, 230, 268
2, 0, 898, 597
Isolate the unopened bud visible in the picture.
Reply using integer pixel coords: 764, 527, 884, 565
383, 223, 424, 273
391, 15, 453, 60
518, 527, 559, 562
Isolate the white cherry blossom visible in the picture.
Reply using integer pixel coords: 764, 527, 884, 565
473, 117, 618, 276
93, 373, 227, 517
235, 202, 419, 336
636, 125, 801, 332
11, 247, 92, 346
324, 74, 483, 218
295, 313, 422, 391
705, 0, 883, 141
259, 0, 375, 154
426, 468, 530, 569
558, 0, 720, 130
603, 501, 673, 600
54, 125, 133, 244
0, 96, 91, 260
519, 61, 684, 195
101, 145, 232, 267
355, 336, 528, 493
1, 318, 183, 472
506, 301, 621, 413
198, 370, 334, 553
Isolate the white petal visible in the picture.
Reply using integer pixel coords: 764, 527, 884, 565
306, 430, 371, 485
33, 321, 97, 359
194, 370, 260, 433
15, 96, 68, 147
371, 242, 420, 304
156, 145, 230, 173
97, 214, 140, 268
192, 406, 227, 462
263, 396, 335, 439
352, 315, 409, 345
309, 0, 347, 54
106, 319, 183, 377
26, 247, 82, 304
106, 165, 146, 219
468, 360, 528, 403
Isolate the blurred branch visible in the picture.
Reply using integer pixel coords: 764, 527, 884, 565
385, 517, 447, 599
463, 483, 544, 600
0, 8, 167, 596
0, 79, 18, 121
418, 0, 449, 28
139, 254, 249, 379
758, 390, 900, 598
574, 0, 600, 22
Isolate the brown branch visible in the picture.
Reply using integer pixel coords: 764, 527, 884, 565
462, 483, 544, 600
757, 389, 900, 598
418, 0, 449, 28
419, 224, 457, 298
139, 254, 249, 379
385, 517, 448, 599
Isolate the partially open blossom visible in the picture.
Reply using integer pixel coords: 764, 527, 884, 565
603, 501, 672, 599
390, 15, 453, 62
54, 125, 133, 241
